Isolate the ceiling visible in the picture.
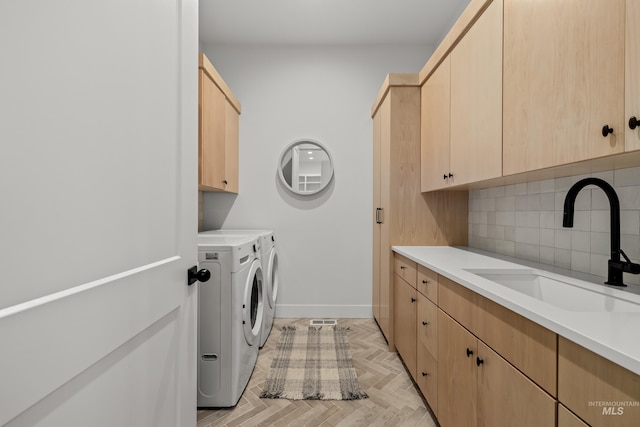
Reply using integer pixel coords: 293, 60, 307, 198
199, 0, 471, 46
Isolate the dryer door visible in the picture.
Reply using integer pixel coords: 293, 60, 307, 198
266, 248, 279, 309
243, 259, 264, 346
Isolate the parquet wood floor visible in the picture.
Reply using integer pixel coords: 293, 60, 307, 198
197, 318, 436, 427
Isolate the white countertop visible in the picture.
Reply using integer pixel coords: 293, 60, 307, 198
392, 246, 640, 376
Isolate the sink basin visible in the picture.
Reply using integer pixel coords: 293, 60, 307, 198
465, 269, 640, 312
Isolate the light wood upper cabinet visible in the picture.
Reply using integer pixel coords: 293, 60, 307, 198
627, 0, 640, 152
503, 0, 625, 175
198, 53, 241, 193
421, 56, 451, 192
449, 0, 503, 186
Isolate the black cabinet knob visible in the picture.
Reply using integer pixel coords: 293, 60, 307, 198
602, 125, 614, 137
422, 321, 429, 326
223, 179, 228, 185
630, 116, 639, 130
422, 280, 428, 284
421, 372, 428, 377
448, 173, 453, 178
411, 298, 416, 303
466, 348, 473, 357
443, 174, 448, 180
476, 357, 484, 366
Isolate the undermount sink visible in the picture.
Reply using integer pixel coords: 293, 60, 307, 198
465, 269, 640, 312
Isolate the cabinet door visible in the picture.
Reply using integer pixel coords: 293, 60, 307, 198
503, 0, 625, 174
372, 110, 382, 325
421, 56, 451, 192
558, 404, 589, 427
417, 340, 438, 416
438, 310, 477, 427
417, 292, 437, 360
449, 0, 502, 186
627, 0, 640, 151
559, 337, 640, 427
379, 98, 392, 344
223, 101, 239, 193
476, 341, 556, 427
394, 275, 417, 379
199, 71, 226, 190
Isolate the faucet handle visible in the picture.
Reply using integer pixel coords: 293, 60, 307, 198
617, 249, 640, 274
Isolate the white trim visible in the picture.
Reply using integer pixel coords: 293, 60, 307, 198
275, 304, 372, 319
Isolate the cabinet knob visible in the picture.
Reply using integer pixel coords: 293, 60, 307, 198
223, 179, 228, 185
400, 265, 406, 270
421, 372, 428, 377
422, 321, 429, 326
448, 173, 453, 178
443, 174, 448, 180
422, 280, 428, 284
466, 348, 473, 357
476, 357, 484, 366
411, 297, 416, 303
630, 116, 639, 130
602, 125, 614, 137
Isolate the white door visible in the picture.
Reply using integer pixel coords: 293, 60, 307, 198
0, 1, 198, 426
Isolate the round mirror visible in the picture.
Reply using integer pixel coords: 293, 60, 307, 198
278, 139, 334, 196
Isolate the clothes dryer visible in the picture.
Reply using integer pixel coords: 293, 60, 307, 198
200, 230, 279, 347
197, 234, 264, 407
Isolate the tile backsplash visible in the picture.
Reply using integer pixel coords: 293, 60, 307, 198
469, 167, 640, 285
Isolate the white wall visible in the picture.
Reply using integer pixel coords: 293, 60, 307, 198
200, 44, 433, 318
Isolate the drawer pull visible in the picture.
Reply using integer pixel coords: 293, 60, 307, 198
466, 348, 474, 357
421, 372, 429, 377
422, 321, 429, 326
400, 265, 406, 270
602, 124, 614, 137
422, 280, 428, 284
411, 298, 416, 303
630, 116, 639, 130
476, 357, 484, 366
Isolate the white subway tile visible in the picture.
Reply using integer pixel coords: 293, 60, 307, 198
574, 190, 591, 211
488, 186, 505, 198
540, 193, 555, 210
505, 184, 516, 196
540, 246, 555, 265
591, 170, 614, 183
540, 229, 555, 247
487, 225, 505, 240
571, 251, 591, 274
496, 211, 515, 226
540, 179, 555, 193
614, 166, 640, 187
554, 229, 571, 249
504, 226, 516, 241
496, 240, 515, 256
496, 196, 515, 211
554, 248, 571, 269
620, 211, 640, 235
515, 183, 528, 195
618, 186, 640, 210
555, 192, 567, 211
480, 197, 496, 212
621, 234, 640, 259
487, 211, 496, 225
516, 194, 540, 211
476, 223, 488, 237
591, 190, 609, 210
515, 227, 539, 245
573, 211, 591, 231
590, 232, 610, 256
571, 230, 591, 252
589, 253, 609, 278
540, 211, 556, 229
478, 188, 488, 199
591, 211, 610, 233
527, 181, 541, 194
515, 242, 540, 262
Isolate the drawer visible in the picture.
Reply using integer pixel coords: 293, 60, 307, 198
559, 337, 640, 427
475, 293, 557, 397
394, 253, 417, 288
438, 276, 478, 335
417, 264, 438, 303
417, 292, 437, 360
417, 341, 438, 416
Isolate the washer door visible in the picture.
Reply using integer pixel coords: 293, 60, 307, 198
266, 248, 279, 309
243, 259, 264, 346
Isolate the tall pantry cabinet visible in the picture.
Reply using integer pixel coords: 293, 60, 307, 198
372, 74, 468, 350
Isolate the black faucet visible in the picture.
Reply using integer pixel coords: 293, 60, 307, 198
563, 177, 640, 287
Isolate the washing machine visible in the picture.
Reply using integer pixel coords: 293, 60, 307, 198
200, 230, 279, 347
197, 234, 264, 408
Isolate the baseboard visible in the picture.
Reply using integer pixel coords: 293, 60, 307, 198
275, 304, 373, 319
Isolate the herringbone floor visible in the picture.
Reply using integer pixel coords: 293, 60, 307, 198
197, 318, 436, 427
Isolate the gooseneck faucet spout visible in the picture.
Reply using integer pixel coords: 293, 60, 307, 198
563, 177, 640, 287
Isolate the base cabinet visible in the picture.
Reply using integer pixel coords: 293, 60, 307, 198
393, 274, 417, 379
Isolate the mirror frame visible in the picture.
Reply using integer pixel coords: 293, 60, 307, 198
277, 139, 334, 196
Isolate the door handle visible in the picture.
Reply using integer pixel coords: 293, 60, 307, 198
188, 266, 211, 286
375, 208, 384, 224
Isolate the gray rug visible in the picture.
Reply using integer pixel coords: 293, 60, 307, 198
260, 326, 369, 401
